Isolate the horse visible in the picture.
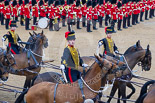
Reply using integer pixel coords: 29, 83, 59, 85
136, 80, 155, 103
15, 54, 126, 103
0, 47, 15, 82
107, 43, 152, 103
2, 30, 48, 90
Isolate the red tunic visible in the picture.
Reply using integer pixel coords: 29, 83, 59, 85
4, 7, 11, 19
48, 6, 54, 19
24, 5, 30, 18
117, 8, 123, 20
32, 6, 39, 17
39, 6, 46, 17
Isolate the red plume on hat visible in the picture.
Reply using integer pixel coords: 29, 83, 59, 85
9, 20, 12, 26
105, 27, 107, 33
65, 31, 70, 39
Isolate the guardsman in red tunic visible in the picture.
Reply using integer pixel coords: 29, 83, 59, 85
48, 0, 54, 31
105, 0, 111, 26
86, 0, 92, 32
136, 1, 140, 24
19, 0, 25, 26
76, 0, 82, 29
67, 0, 74, 31
149, 0, 154, 18
4, 0, 11, 29
145, 0, 149, 20
110, 0, 117, 33
61, 0, 67, 27
12, 0, 18, 21
92, 1, 98, 30
81, 0, 87, 27
122, 0, 128, 29
32, 0, 38, 25
98, 0, 104, 28
127, 0, 132, 27
132, 0, 137, 25
44, 0, 48, 18
117, 1, 123, 31
139, 0, 145, 21
39, 0, 46, 18
24, 0, 30, 30
0, 0, 5, 25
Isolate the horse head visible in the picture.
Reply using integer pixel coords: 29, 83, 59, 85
140, 45, 152, 71
0, 47, 15, 81
36, 30, 48, 48
94, 54, 126, 80
124, 40, 143, 55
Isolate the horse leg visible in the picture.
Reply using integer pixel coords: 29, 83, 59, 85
126, 82, 136, 99
23, 76, 32, 91
107, 82, 118, 103
118, 82, 127, 103
117, 89, 122, 103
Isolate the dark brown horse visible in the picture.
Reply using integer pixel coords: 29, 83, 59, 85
3, 31, 48, 90
107, 43, 152, 103
136, 80, 155, 103
15, 54, 126, 103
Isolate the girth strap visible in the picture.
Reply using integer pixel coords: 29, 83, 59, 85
78, 79, 85, 101
53, 83, 59, 103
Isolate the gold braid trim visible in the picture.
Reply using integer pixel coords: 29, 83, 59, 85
68, 46, 79, 70
106, 38, 114, 53
10, 30, 17, 44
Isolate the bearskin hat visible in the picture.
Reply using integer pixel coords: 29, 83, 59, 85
69, 0, 74, 5
54, 0, 60, 7
82, 0, 86, 4
32, 0, 37, 6
76, 0, 80, 7
92, 1, 96, 8
13, 0, 17, 7
39, 0, 44, 6
117, 1, 122, 8
99, 0, 103, 5
44, 0, 48, 3
0, 0, 4, 2
25, 0, 29, 5
132, 0, 136, 2
122, 0, 127, 4
61, 0, 65, 5
111, 0, 116, 4
4, 0, 9, 6
19, 0, 23, 5
48, 0, 53, 6
87, 0, 92, 7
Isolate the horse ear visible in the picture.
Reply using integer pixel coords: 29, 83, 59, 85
29, 32, 33, 37
33, 31, 37, 35
147, 45, 150, 51
94, 54, 100, 61
41, 30, 43, 35
136, 40, 140, 47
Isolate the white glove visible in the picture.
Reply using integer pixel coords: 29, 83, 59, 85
18, 40, 22, 43
60, 65, 65, 70
2, 37, 5, 41
115, 50, 119, 54
109, 14, 111, 18
82, 63, 88, 68
98, 42, 102, 47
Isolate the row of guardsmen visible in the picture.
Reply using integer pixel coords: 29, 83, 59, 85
0, 0, 155, 32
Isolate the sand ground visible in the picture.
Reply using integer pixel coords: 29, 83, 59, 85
0, 17, 155, 103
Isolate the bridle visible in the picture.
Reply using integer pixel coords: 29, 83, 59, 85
3, 51, 16, 67
138, 49, 151, 71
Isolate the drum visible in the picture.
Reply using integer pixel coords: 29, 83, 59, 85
31, 25, 37, 30
38, 17, 49, 29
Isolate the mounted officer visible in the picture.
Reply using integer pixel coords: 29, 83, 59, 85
60, 31, 88, 83
2, 21, 22, 54
96, 26, 119, 56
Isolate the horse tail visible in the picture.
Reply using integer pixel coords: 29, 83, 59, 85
30, 75, 38, 86
136, 80, 155, 103
15, 89, 28, 103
